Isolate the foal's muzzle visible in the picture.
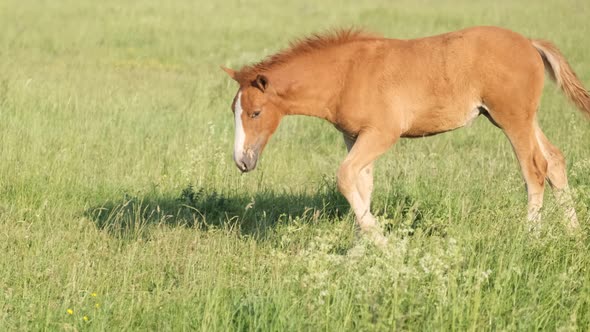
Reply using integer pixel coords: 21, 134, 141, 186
234, 148, 258, 173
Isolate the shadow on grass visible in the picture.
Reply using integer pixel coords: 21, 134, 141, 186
85, 180, 446, 241
85, 181, 350, 240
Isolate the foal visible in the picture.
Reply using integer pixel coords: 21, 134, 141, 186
222, 27, 589, 243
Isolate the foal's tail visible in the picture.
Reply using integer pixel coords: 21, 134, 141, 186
531, 39, 590, 118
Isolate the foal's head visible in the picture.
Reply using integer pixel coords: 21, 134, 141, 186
222, 67, 285, 172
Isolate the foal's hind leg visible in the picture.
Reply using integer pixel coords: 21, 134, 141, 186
502, 123, 548, 226
535, 127, 579, 229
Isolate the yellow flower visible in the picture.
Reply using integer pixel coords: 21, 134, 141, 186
95, 303, 100, 308
83, 316, 89, 322
66, 309, 74, 315
90, 292, 97, 297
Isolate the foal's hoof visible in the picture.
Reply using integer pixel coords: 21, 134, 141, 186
527, 221, 541, 234
526, 210, 542, 235
363, 229, 388, 249
566, 216, 580, 233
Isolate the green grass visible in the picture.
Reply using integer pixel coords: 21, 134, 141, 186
1, 0, 590, 330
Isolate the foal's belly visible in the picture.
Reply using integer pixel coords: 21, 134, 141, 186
400, 105, 481, 138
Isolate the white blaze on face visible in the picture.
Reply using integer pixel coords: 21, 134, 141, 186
233, 92, 246, 161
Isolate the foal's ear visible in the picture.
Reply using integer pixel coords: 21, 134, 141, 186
220, 66, 237, 81
253, 74, 269, 92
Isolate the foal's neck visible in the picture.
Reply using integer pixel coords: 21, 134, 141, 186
271, 53, 348, 123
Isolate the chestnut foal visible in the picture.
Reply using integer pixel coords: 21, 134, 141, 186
222, 27, 589, 243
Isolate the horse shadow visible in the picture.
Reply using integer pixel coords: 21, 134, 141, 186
85, 180, 441, 241
85, 182, 350, 240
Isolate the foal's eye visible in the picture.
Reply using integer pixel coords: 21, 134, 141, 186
251, 111, 261, 118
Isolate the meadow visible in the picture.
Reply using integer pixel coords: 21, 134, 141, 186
1, 0, 590, 330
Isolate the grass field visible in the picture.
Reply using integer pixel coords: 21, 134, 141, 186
1, 0, 590, 330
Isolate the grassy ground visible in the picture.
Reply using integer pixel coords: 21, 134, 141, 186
1, 0, 590, 330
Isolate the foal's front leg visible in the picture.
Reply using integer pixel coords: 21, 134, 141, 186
338, 130, 396, 245
343, 135, 374, 210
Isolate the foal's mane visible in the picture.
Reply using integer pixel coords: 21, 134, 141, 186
237, 28, 380, 81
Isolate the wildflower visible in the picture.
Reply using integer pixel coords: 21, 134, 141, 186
95, 303, 100, 309
91, 292, 97, 297
66, 309, 74, 315
83, 316, 89, 322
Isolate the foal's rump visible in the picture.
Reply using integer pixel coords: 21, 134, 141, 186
390, 26, 589, 136
388, 26, 545, 136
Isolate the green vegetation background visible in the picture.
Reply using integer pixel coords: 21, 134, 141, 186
0, 0, 589, 330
